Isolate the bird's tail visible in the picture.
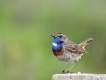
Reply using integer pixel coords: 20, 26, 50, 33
79, 38, 94, 48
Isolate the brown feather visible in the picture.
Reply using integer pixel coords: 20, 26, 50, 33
67, 44, 86, 54
79, 38, 93, 48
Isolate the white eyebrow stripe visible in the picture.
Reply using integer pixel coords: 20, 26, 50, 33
53, 43, 57, 46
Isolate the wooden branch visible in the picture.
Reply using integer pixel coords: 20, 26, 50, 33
52, 73, 106, 80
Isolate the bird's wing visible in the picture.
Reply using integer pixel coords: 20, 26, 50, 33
67, 43, 85, 54
66, 38, 93, 54
66, 42, 86, 54
67, 44, 77, 53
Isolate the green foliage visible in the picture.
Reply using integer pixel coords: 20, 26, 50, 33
0, 0, 106, 80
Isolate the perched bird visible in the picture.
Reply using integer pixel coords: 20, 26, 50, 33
51, 32, 93, 73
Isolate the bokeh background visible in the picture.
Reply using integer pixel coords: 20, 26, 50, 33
0, 0, 106, 80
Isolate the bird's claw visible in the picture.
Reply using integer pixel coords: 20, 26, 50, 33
67, 70, 70, 73
61, 70, 65, 74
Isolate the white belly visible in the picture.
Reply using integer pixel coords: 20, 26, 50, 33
55, 51, 83, 63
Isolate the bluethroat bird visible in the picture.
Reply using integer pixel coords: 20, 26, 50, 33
51, 32, 93, 73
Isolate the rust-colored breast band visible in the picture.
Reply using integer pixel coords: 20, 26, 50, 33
52, 48, 64, 56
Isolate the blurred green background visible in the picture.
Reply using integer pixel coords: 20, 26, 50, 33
0, 0, 106, 80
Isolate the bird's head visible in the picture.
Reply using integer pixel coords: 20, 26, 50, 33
51, 32, 67, 43
51, 32, 67, 52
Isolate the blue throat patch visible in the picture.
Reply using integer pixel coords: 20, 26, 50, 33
52, 38, 63, 52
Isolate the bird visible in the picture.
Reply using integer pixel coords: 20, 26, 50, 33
51, 32, 93, 73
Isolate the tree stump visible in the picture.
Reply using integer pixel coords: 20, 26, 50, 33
52, 73, 106, 80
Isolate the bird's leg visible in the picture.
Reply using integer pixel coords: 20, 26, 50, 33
67, 62, 76, 73
62, 63, 70, 73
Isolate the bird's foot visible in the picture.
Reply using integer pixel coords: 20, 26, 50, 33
61, 70, 66, 74
66, 71, 74, 74
67, 70, 70, 73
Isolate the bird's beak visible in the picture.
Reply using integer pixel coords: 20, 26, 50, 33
51, 34, 55, 37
